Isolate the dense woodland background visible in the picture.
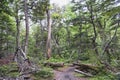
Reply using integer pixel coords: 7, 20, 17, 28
0, 0, 120, 80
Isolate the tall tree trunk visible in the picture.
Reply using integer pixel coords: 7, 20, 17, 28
5, 25, 8, 56
24, 0, 29, 54
39, 21, 45, 56
77, 23, 82, 60
0, 29, 3, 57
15, 7, 20, 49
46, 8, 51, 59
88, 4, 99, 55
86, 3, 102, 65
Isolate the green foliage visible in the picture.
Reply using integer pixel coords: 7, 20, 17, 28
0, 3, 16, 56
102, 5, 120, 18
90, 72, 116, 80
0, 0, 120, 79
0, 65, 9, 76
74, 72, 85, 78
46, 57, 66, 63
32, 0, 50, 22
33, 67, 53, 79
0, 63, 19, 77
78, 53, 90, 61
0, 0, 13, 15
63, 5, 76, 20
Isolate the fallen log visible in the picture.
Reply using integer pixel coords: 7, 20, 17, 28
44, 62, 64, 67
75, 69, 93, 77
73, 62, 100, 75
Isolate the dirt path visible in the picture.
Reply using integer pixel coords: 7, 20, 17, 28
53, 66, 88, 80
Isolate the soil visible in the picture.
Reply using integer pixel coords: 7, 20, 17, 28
53, 66, 88, 80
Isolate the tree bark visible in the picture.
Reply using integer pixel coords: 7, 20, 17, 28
24, 0, 29, 54
46, 8, 52, 59
39, 21, 45, 56
15, 6, 20, 49
75, 69, 93, 77
89, 5, 98, 55
44, 62, 64, 67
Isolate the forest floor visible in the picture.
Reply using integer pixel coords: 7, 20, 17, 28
53, 66, 88, 80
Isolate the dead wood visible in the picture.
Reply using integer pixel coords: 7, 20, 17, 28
101, 61, 117, 72
73, 62, 100, 75
44, 62, 64, 67
14, 47, 39, 79
75, 69, 93, 77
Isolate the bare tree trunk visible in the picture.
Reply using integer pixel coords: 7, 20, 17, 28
6, 26, 9, 56
0, 29, 3, 58
46, 8, 52, 59
77, 24, 82, 60
15, 7, 20, 49
24, 0, 29, 54
39, 21, 45, 56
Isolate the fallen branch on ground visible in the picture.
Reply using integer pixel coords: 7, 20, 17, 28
44, 62, 64, 67
73, 62, 99, 71
75, 69, 93, 77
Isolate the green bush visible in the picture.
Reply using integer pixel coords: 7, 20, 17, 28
33, 67, 53, 79
78, 53, 90, 61
90, 72, 116, 80
0, 65, 9, 76
47, 57, 65, 63
0, 63, 19, 77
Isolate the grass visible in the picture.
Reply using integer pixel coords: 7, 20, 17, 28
0, 62, 19, 77
89, 71, 116, 80
33, 67, 54, 80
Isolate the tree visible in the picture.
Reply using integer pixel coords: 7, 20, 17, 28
46, 5, 52, 59
31, 0, 51, 59
24, 0, 29, 54
13, 0, 21, 49
0, 0, 16, 58
70, 0, 120, 68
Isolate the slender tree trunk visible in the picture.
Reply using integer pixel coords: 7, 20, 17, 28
86, 3, 102, 65
89, 5, 98, 55
15, 7, 20, 49
77, 24, 82, 60
46, 8, 52, 59
0, 29, 2, 58
6, 26, 8, 56
1, 29, 3, 55
24, 0, 29, 54
39, 21, 45, 56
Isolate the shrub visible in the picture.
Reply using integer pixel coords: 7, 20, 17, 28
0, 63, 19, 77
33, 67, 53, 79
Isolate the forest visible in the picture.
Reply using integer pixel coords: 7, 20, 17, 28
0, 0, 120, 80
